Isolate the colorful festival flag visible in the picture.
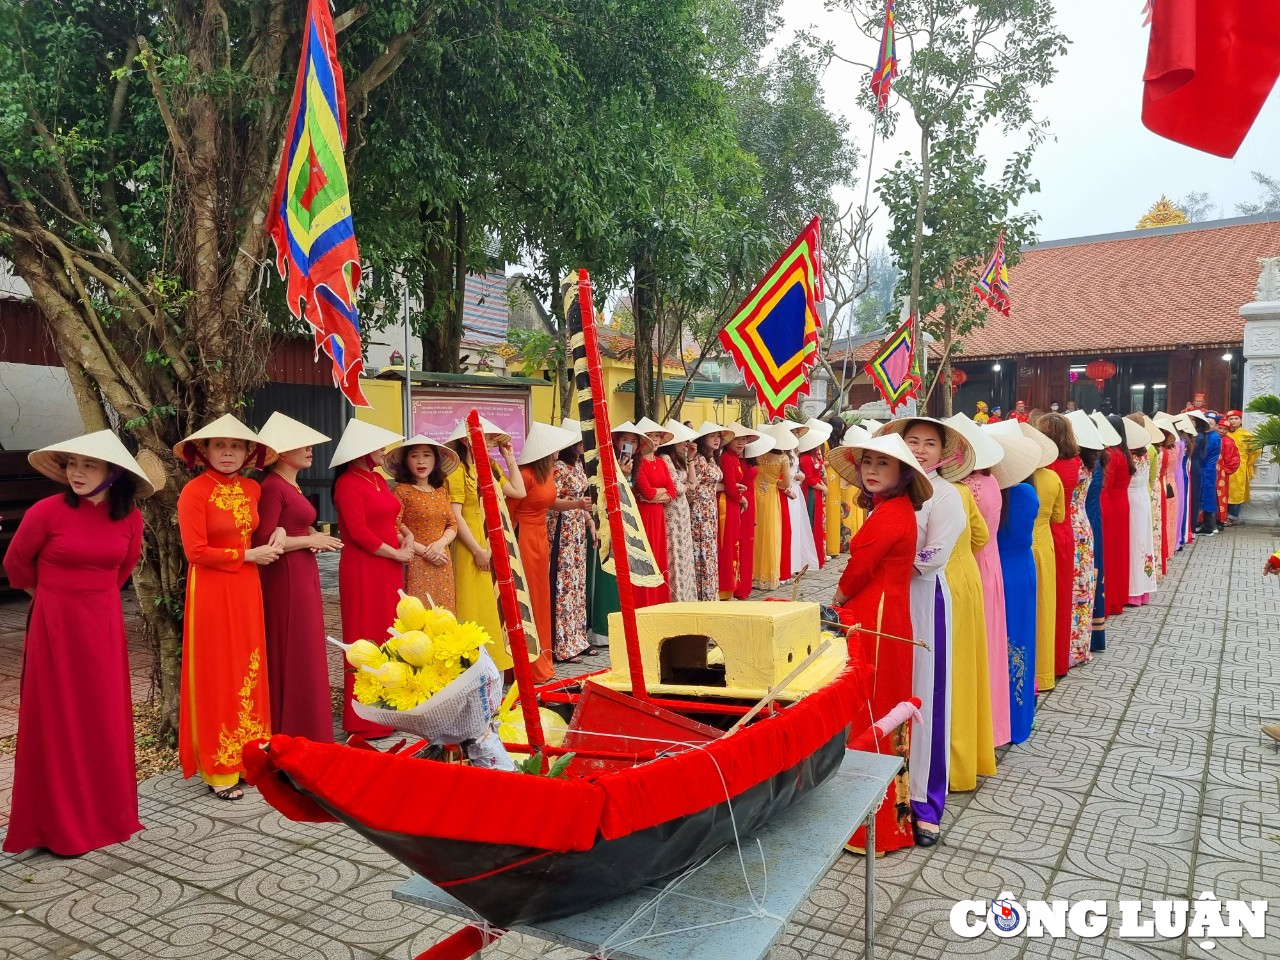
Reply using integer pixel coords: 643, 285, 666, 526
864, 313, 921, 414
718, 217, 824, 419
973, 231, 1012, 317
870, 0, 899, 111
266, 0, 369, 406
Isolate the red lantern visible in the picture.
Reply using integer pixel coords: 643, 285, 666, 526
1084, 359, 1116, 390
950, 369, 968, 388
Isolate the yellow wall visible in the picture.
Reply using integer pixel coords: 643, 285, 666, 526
354, 375, 555, 434
354, 378, 404, 433
513, 357, 752, 428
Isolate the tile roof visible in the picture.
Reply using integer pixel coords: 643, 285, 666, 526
955, 215, 1280, 360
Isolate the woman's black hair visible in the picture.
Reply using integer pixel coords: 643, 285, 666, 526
1106, 415, 1137, 475
64, 472, 139, 522
559, 444, 581, 466
390, 445, 447, 489
1079, 446, 1099, 470
695, 434, 720, 462
827, 418, 847, 447
662, 442, 687, 471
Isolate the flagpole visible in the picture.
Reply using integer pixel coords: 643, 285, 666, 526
402, 281, 412, 435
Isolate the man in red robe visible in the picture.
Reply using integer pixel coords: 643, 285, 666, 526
1215, 417, 1240, 524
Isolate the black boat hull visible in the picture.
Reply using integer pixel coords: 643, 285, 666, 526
297, 728, 848, 927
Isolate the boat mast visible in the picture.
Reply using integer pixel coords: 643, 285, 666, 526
467, 410, 546, 748
569, 272, 650, 700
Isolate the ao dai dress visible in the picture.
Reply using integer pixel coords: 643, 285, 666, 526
511, 467, 559, 682
908, 472, 965, 827
1047, 457, 1081, 679
688, 454, 721, 601
997, 482, 1039, 744
662, 454, 697, 602
254, 472, 334, 743
396, 483, 457, 612
717, 450, 747, 598
787, 459, 820, 576
3, 496, 143, 855
837, 493, 919, 853
1128, 451, 1157, 605
946, 482, 995, 791
800, 451, 826, 568
752, 453, 788, 590
334, 467, 404, 737
1102, 452, 1132, 616
1067, 464, 1096, 668
548, 459, 590, 660
179, 471, 272, 783
632, 455, 675, 607
963, 472, 1010, 747
1086, 459, 1106, 652
449, 464, 509, 669
1029, 467, 1066, 693
734, 459, 759, 599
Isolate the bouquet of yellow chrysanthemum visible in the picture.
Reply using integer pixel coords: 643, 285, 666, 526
329, 593, 512, 770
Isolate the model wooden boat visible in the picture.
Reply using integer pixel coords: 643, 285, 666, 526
248, 271, 867, 932
249, 600, 864, 927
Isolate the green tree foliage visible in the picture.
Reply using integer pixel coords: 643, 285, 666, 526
878, 122, 1041, 412
836, 0, 1067, 413
0, 0, 437, 731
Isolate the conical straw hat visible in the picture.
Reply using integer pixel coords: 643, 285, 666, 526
987, 418, 1056, 469
986, 430, 1041, 489
446, 415, 512, 448
1065, 410, 1104, 450
662, 420, 698, 445
257, 412, 330, 456
742, 433, 777, 458
880, 416, 977, 480
517, 422, 579, 465
943, 412, 1005, 472
758, 422, 798, 451
692, 420, 730, 443
561, 418, 583, 443
610, 420, 656, 456
383, 435, 461, 477
330, 419, 404, 469
30, 430, 161, 499
173, 413, 272, 464
1090, 411, 1124, 446
634, 417, 675, 448
1137, 414, 1164, 444
803, 417, 834, 441
1120, 416, 1151, 450
796, 429, 828, 453
828, 432, 933, 503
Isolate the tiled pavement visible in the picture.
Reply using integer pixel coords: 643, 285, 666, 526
0, 525, 1277, 959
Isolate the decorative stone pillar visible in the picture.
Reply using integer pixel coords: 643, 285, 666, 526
1240, 257, 1280, 523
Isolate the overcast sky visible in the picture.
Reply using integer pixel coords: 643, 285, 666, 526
781, 0, 1280, 243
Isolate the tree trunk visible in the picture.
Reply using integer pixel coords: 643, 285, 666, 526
632, 249, 658, 421
939, 323, 954, 417
419, 201, 464, 373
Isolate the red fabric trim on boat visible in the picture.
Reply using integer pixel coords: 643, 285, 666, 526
246, 734, 607, 852
246, 662, 870, 851
594, 665, 866, 840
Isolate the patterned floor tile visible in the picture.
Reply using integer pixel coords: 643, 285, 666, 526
0, 850, 136, 914
20, 862, 198, 944
1060, 797, 1196, 892
0, 914, 92, 960
107, 818, 301, 891
95, 893, 381, 960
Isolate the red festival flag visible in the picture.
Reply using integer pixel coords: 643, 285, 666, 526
973, 231, 1011, 317
870, 0, 899, 111
1142, 0, 1280, 158
266, 0, 369, 405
